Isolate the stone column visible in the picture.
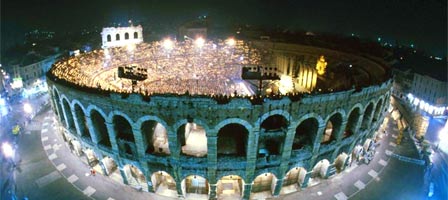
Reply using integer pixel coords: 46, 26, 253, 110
209, 184, 217, 200
105, 122, 119, 152
311, 124, 327, 156
132, 127, 146, 158
93, 149, 107, 175
300, 172, 312, 188
71, 109, 82, 137
119, 166, 129, 185
242, 183, 252, 200
273, 178, 284, 196
245, 130, 259, 185
336, 120, 348, 142
85, 115, 99, 144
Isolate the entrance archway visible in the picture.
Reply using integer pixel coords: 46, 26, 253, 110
258, 115, 288, 158
177, 122, 207, 157
101, 156, 122, 183
74, 103, 91, 141
217, 175, 244, 199
123, 165, 147, 191
281, 167, 307, 194
344, 107, 361, 139
361, 103, 374, 129
321, 113, 342, 144
113, 115, 136, 156
91, 109, 111, 148
62, 98, 75, 131
334, 153, 349, 172
293, 118, 318, 150
251, 173, 277, 198
151, 171, 177, 198
182, 175, 209, 199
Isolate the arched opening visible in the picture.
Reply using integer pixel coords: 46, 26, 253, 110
141, 120, 170, 155
258, 115, 288, 158
74, 104, 91, 141
62, 99, 75, 131
177, 122, 207, 157
116, 33, 120, 41
361, 103, 374, 129
69, 139, 83, 156
182, 175, 209, 199
281, 167, 307, 194
84, 149, 102, 173
261, 114, 288, 131
344, 107, 361, 138
293, 118, 318, 150
101, 156, 122, 182
217, 124, 248, 157
321, 113, 342, 144
53, 90, 65, 124
151, 171, 177, 198
334, 153, 349, 172
373, 99, 384, 123
91, 110, 111, 147
123, 165, 147, 191
107, 34, 111, 42
310, 159, 330, 184
125, 32, 129, 40
134, 32, 138, 39
251, 173, 277, 198
217, 175, 244, 199
113, 115, 136, 157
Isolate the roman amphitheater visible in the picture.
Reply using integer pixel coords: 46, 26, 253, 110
46, 32, 392, 199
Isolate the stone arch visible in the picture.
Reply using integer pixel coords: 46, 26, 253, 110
344, 104, 363, 139
373, 97, 384, 123
61, 96, 75, 130
214, 118, 253, 135
72, 101, 91, 141
321, 112, 343, 144
123, 164, 147, 191
116, 33, 120, 41
361, 101, 375, 130
258, 114, 289, 156
217, 123, 248, 157
293, 117, 319, 151
175, 118, 208, 157
125, 32, 129, 40
139, 118, 170, 155
181, 175, 209, 198
251, 172, 277, 196
89, 107, 111, 147
111, 114, 136, 156
255, 109, 291, 128
282, 166, 307, 188
217, 175, 245, 198
311, 159, 330, 178
151, 171, 177, 197
334, 152, 349, 172
134, 32, 138, 39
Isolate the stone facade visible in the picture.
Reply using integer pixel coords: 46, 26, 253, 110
46, 41, 392, 199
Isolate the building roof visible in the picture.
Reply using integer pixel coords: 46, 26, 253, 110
392, 54, 447, 82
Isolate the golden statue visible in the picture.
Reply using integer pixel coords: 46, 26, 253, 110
316, 55, 327, 75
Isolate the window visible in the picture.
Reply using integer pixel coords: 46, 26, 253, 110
125, 32, 129, 40
107, 35, 111, 42
116, 34, 120, 41
134, 32, 138, 39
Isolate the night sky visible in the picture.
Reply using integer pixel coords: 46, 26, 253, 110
1, 0, 447, 56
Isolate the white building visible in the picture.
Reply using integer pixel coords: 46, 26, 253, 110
101, 25, 143, 48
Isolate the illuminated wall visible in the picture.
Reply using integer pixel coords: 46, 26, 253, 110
101, 25, 144, 48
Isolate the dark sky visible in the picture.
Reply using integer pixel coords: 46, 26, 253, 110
1, 0, 447, 56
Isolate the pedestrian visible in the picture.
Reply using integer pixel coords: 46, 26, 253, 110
92, 168, 96, 176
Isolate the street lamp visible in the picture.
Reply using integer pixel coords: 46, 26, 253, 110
23, 103, 33, 114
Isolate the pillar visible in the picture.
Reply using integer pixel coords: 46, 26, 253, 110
243, 183, 252, 200
209, 184, 217, 200
85, 115, 100, 144
273, 178, 284, 196
132, 127, 146, 158
119, 167, 129, 185
245, 130, 259, 182
105, 122, 119, 152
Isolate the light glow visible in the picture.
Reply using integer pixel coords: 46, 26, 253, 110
2, 142, 14, 158
24, 103, 33, 114
195, 37, 205, 48
162, 38, 174, 50
226, 38, 236, 46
